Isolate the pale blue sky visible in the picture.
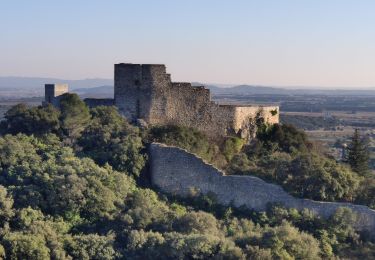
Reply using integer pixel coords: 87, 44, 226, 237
1, 0, 375, 88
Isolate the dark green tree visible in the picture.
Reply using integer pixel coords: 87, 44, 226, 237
59, 93, 90, 141
3, 232, 50, 260
173, 211, 220, 236
67, 234, 117, 259
149, 125, 225, 166
3, 104, 60, 136
257, 123, 312, 154
355, 178, 375, 208
284, 153, 360, 201
0, 186, 15, 226
78, 106, 146, 177
346, 129, 370, 177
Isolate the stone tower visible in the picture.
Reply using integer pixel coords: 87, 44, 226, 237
114, 63, 170, 123
44, 84, 69, 107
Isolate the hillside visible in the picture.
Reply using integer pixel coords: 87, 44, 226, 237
0, 96, 374, 258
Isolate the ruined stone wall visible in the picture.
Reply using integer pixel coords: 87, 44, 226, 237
145, 65, 172, 124
164, 83, 236, 137
233, 106, 279, 138
234, 106, 279, 128
114, 63, 279, 139
150, 143, 375, 237
208, 104, 237, 137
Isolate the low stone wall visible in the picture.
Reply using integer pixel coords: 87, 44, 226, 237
150, 143, 375, 237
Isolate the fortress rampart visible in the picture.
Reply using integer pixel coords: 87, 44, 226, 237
114, 63, 279, 139
44, 63, 279, 140
150, 143, 375, 238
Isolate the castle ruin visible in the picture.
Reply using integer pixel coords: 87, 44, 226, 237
45, 63, 279, 139
114, 63, 279, 139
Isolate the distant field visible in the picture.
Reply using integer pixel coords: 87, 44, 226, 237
281, 111, 375, 144
306, 127, 355, 144
281, 111, 375, 130
281, 111, 375, 171
0, 97, 42, 119
283, 111, 375, 122
214, 93, 375, 112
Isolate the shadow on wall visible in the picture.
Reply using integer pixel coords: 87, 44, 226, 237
150, 143, 375, 239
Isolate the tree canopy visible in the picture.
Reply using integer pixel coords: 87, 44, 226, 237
0, 100, 373, 259
346, 129, 370, 177
78, 106, 146, 177
59, 93, 91, 141
2, 103, 60, 136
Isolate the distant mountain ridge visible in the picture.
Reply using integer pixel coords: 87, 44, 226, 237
74, 86, 114, 98
1, 77, 375, 97
194, 82, 375, 96
0, 76, 113, 90
205, 85, 375, 96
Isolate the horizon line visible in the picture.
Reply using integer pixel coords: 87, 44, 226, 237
1, 75, 375, 90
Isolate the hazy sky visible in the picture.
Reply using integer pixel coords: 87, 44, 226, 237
1, 0, 375, 88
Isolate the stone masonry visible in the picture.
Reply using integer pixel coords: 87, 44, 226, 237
44, 63, 279, 139
44, 84, 69, 107
150, 143, 375, 238
114, 63, 279, 139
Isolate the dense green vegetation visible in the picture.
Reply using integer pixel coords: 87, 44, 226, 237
226, 124, 375, 208
346, 129, 371, 177
280, 114, 340, 130
0, 95, 374, 259
149, 125, 244, 168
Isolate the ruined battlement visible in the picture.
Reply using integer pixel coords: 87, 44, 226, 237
114, 63, 279, 139
43, 63, 279, 139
